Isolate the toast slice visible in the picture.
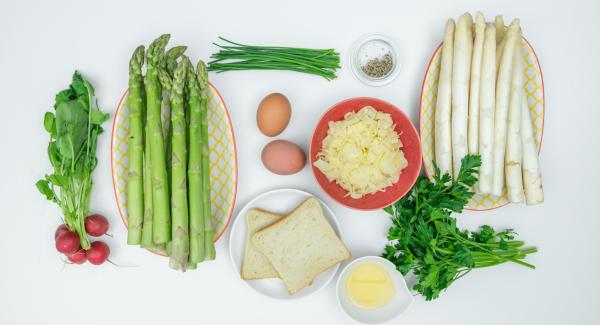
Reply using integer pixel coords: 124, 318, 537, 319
252, 198, 351, 295
241, 208, 284, 280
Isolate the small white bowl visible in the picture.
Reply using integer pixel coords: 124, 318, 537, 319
336, 256, 413, 324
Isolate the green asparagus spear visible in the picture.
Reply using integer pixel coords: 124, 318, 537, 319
187, 61, 206, 263
140, 85, 154, 248
157, 60, 175, 200
160, 46, 186, 177
164, 46, 187, 77
168, 58, 190, 271
126, 46, 145, 245
145, 34, 171, 244
197, 61, 215, 260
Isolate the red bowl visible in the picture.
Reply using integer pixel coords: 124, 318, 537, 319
310, 98, 422, 211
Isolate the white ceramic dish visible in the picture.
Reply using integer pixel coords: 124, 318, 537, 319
229, 188, 343, 299
336, 256, 413, 324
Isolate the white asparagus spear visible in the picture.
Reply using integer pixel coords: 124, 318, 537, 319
468, 12, 485, 156
521, 90, 544, 204
491, 19, 521, 196
495, 15, 505, 44
477, 23, 496, 194
505, 44, 525, 203
466, 13, 473, 56
451, 13, 473, 177
434, 19, 455, 178
496, 35, 507, 73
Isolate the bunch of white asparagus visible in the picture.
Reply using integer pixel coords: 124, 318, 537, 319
434, 12, 544, 205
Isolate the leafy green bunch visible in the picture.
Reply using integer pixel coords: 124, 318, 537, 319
36, 72, 109, 249
382, 155, 537, 300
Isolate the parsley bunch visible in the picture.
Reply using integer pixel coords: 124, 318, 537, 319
382, 155, 537, 301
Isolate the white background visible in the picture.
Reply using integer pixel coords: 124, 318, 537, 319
1, 0, 599, 324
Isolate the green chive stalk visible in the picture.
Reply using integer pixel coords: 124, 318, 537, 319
207, 37, 341, 81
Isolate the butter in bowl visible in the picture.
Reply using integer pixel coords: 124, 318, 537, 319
336, 256, 413, 323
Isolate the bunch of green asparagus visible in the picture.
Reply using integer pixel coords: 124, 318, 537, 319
126, 34, 215, 271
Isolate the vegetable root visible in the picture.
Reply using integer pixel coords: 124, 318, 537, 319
85, 214, 109, 237
55, 232, 80, 255
86, 241, 110, 265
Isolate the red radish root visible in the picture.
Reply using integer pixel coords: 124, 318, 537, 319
86, 241, 110, 265
54, 224, 70, 240
85, 214, 109, 237
55, 232, 80, 254
67, 249, 87, 264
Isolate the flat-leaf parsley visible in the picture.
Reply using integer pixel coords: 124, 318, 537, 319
382, 155, 537, 300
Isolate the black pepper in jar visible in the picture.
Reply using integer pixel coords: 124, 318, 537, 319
361, 53, 394, 79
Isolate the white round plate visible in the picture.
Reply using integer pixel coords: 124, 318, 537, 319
229, 188, 343, 299
337, 256, 413, 324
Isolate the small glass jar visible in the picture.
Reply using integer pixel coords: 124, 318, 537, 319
349, 34, 401, 87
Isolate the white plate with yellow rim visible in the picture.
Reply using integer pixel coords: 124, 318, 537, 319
111, 83, 237, 246
419, 38, 544, 211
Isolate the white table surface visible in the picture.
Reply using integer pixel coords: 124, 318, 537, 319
1, 0, 599, 324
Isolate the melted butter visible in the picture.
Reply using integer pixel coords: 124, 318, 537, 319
346, 262, 395, 309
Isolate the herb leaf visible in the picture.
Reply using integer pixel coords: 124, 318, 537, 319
382, 154, 537, 300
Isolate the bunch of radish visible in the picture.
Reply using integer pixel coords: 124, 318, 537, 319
55, 214, 111, 265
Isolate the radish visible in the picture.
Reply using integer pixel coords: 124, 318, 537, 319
68, 249, 87, 264
54, 224, 69, 240
85, 214, 109, 237
56, 232, 80, 254
86, 241, 110, 265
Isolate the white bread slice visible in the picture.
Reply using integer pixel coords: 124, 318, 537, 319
252, 198, 351, 295
241, 209, 283, 280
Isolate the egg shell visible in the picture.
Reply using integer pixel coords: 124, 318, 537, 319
257, 93, 292, 137
261, 140, 306, 175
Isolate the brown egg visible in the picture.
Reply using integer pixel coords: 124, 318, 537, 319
261, 140, 306, 175
256, 93, 292, 137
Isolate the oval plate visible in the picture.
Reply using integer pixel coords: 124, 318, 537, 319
419, 38, 544, 211
111, 83, 237, 243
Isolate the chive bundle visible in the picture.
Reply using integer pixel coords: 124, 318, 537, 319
207, 37, 341, 80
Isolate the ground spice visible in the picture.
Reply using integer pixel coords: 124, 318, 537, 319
361, 53, 393, 78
